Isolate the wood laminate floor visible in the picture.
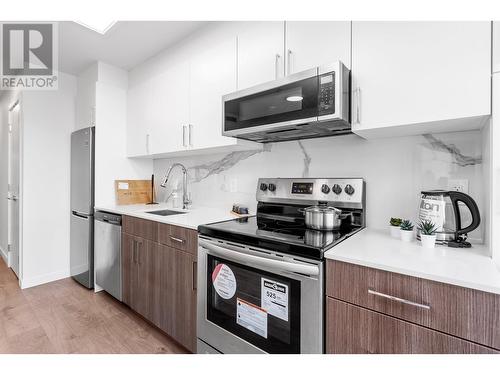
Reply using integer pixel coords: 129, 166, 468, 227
0, 257, 188, 354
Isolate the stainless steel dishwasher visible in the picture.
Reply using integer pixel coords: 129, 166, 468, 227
94, 211, 122, 301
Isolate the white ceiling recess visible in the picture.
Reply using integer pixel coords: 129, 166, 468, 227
58, 21, 208, 75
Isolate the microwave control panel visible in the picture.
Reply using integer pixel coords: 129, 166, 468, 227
318, 72, 335, 115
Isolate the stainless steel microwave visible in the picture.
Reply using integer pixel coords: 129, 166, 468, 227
222, 61, 350, 143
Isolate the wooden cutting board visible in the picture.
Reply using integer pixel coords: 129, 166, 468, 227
115, 180, 155, 205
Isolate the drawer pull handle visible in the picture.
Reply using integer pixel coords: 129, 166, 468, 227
368, 289, 431, 310
169, 235, 185, 244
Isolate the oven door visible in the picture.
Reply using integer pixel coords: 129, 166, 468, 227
197, 236, 323, 354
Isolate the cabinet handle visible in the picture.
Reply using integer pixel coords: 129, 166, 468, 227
169, 235, 185, 244
355, 87, 361, 124
286, 49, 292, 75
192, 261, 197, 291
182, 125, 187, 147
368, 289, 431, 310
275, 54, 281, 79
133, 240, 137, 263
188, 124, 193, 147
146, 133, 150, 154
137, 241, 142, 265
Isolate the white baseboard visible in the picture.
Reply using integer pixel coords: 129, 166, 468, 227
0, 245, 9, 265
20, 269, 70, 289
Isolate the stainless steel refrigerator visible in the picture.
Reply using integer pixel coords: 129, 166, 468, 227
70, 127, 95, 289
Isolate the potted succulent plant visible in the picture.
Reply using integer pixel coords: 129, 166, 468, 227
399, 220, 414, 242
418, 219, 438, 248
389, 217, 402, 238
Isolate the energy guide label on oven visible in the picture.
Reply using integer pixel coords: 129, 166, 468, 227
212, 263, 236, 299
236, 298, 268, 338
261, 278, 289, 321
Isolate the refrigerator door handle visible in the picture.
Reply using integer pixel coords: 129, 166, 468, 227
72, 211, 90, 219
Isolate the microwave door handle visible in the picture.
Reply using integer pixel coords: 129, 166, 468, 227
199, 239, 319, 276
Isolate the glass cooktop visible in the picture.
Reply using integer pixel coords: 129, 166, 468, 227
198, 215, 361, 260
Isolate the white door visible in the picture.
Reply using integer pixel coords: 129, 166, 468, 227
189, 37, 238, 150
8, 102, 21, 278
237, 22, 285, 90
150, 61, 190, 154
351, 21, 491, 133
285, 21, 351, 74
126, 80, 153, 157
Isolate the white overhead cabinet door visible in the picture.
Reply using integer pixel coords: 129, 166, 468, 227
285, 21, 351, 74
493, 22, 500, 73
351, 21, 491, 138
150, 62, 190, 155
189, 37, 238, 150
237, 22, 285, 90
127, 80, 153, 157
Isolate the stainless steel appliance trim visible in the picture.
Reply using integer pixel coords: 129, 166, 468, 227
368, 289, 431, 310
223, 116, 319, 137
197, 235, 324, 354
223, 66, 319, 102
199, 239, 320, 276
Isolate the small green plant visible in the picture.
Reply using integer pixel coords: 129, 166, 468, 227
418, 219, 437, 235
400, 220, 414, 231
390, 217, 402, 227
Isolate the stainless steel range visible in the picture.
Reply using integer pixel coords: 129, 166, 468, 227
197, 178, 365, 354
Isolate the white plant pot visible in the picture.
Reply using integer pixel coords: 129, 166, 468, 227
420, 234, 437, 248
390, 226, 401, 238
400, 230, 414, 242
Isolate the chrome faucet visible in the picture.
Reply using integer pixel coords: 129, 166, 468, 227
160, 163, 191, 209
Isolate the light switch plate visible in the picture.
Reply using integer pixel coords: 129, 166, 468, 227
448, 179, 469, 193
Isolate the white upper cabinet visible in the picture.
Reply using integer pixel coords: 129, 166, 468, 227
127, 80, 152, 157
149, 62, 190, 155
285, 21, 351, 74
494, 22, 500, 73
189, 37, 238, 150
237, 22, 285, 90
351, 22, 491, 138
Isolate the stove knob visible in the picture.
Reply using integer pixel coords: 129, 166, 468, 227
332, 184, 342, 195
260, 183, 268, 191
344, 184, 355, 196
268, 183, 276, 192
321, 184, 330, 194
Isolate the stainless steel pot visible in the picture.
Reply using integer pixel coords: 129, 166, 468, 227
301, 205, 349, 231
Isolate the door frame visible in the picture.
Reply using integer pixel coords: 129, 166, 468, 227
7, 97, 23, 284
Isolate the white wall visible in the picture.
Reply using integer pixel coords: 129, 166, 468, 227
154, 129, 486, 244
94, 62, 153, 206
0, 89, 20, 264
491, 74, 500, 267
20, 72, 77, 288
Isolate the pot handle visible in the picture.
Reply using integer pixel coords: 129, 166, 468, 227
448, 191, 481, 235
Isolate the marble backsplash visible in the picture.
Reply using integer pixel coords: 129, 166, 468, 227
153, 130, 485, 242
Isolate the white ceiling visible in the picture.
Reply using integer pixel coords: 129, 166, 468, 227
58, 21, 208, 75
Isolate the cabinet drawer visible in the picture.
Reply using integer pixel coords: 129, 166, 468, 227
326, 298, 497, 354
158, 223, 197, 255
326, 260, 500, 349
122, 215, 158, 242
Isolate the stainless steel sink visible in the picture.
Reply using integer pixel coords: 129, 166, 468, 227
146, 209, 186, 216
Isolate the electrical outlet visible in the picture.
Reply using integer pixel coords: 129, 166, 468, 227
448, 179, 469, 193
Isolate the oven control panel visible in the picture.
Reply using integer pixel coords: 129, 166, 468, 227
257, 178, 365, 208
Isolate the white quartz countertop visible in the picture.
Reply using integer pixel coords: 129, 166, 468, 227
94, 203, 247, 230
324, 228, 500, 295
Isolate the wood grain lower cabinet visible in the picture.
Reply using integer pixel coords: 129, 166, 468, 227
122, 218, 198, 352
158, 244, 197, 352
326, 298, 497, 354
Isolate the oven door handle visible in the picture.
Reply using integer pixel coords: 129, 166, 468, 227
199, 239, 319, 276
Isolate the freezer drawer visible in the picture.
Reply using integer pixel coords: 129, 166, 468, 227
70, 212, 94, 288
94, 211, 122, 301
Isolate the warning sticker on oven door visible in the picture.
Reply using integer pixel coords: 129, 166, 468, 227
236, 298, 268, 338
212, 264, 236, 299
261, 278, 289, 321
